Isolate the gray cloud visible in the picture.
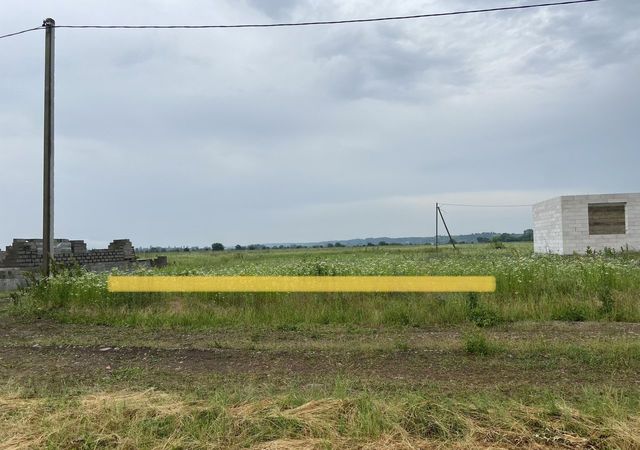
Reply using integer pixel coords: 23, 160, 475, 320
244, 0, 300, 20
0, 0, 638, 247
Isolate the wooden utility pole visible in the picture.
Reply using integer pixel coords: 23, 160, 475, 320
42, 18, 55, 276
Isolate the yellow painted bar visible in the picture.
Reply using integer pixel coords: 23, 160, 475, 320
108, 276, 496, 293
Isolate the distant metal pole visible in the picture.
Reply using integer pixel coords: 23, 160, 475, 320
435, 202, 439, 252
42, 18, 55, 276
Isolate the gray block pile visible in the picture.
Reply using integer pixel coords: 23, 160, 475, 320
0, 238, 168, 293
0, 238, 138, 269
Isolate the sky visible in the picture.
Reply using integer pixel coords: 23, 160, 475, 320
1, 0, 638, 248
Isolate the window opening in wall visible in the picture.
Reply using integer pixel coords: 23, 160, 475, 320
588, 203, 626, 235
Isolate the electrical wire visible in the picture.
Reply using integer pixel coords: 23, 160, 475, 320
55, 0, 600, 29
54, 0, 599, 29
438, 203, 533, 208
0, 0, 600, 40
0, 26, 43, 40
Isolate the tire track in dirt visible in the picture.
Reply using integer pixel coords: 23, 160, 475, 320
1, 344, 637, 388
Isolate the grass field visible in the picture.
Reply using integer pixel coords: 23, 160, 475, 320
2, 243, 640, 448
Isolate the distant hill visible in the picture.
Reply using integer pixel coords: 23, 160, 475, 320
262, 232, 504, 248
139, 231, 532, 252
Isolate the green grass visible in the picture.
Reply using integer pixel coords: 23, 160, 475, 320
463, 330, 502, 356
9, 243, 640, 329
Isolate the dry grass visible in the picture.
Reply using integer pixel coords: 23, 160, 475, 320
1, 388, 639, 449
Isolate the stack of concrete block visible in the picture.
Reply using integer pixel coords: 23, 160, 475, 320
71, 240, 87, 254
108, 239, 136, 260
1, 240, 41, 268
0, 238, 138, 269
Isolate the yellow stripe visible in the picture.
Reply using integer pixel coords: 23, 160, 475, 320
108, 276, 496, 293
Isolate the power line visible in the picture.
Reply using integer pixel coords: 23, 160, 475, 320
54, 0, 600, 29
0, 0, 603, 40
439, 203, 533, 208
0, 0, 600, 40
0, 26, 43, 40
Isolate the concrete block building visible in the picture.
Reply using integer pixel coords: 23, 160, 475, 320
533, 193, 640, 254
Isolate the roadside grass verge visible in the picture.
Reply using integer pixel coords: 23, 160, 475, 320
1, 382, 638, 449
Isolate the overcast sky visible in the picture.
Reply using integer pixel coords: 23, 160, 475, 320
1, 0, 638, 248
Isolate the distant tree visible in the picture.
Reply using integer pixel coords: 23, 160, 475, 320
211, 243, 224, 251
334, 242, 345, 247
491, 236, 505, 249
367, 242, 375, 247
522, 229, 533, 241
235, 244, 246, 250
378, 241, 388, 246
327, 243, 334, 248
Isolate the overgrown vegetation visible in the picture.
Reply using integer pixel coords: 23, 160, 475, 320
9, 243, 640, 329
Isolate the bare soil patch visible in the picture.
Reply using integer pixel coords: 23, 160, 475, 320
2, 318, 639, 390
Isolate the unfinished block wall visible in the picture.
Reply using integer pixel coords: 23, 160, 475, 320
560, 194, 640, 254
532, 197, 563, 254
0, 238, 136, 269
533, 193, 640, 254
